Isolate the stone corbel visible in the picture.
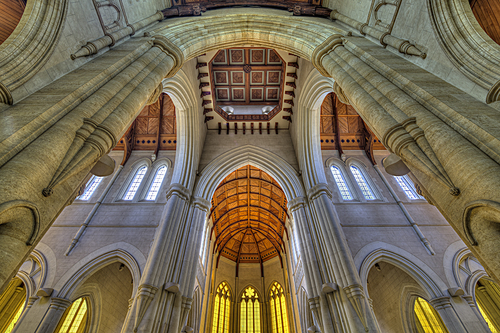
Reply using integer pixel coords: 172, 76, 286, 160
0, 200, 40, 245
308, 297, 324, 332
287, 196, 308, 214
307, 183, 333, 202
383, 118, 459, 196
192, 196, 211, 212
146, 83, 163, 105
333, 81, 350, 105
343, 284, 370, 332
166, 183, 192, 202
133, 284, 159, 333
179, 296, 193, 333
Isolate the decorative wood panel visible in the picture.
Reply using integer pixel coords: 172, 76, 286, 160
470, 0, 500, 45
0, 0, 26, 45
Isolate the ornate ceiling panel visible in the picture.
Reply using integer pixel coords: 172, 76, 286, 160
211, 166, 288, 264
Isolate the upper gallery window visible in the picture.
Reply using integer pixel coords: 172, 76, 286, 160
241, 286, 261, 333
212, 282, 231, 333
77, 175, 103, 201
350, 165, 375, 200
145, 165, 168, 201
395, 175, 424, 200
55, 297, 89, 333
414, 297, 449, 333
269, 282, 290, 333
123, 166, 147, 200
330, 166, 353, 200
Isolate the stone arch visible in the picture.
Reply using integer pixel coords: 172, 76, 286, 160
194, 145, 304, 203
53, 242, 144, 299
355, 241, 447, 299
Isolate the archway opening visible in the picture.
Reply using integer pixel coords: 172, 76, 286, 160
475, 278, 500, 332
0, 277, 26, 333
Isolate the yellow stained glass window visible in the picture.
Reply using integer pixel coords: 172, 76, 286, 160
0, 278, 27, 333
241, 287, 260, 333
55, 297, 88, 333
269, 282, 290, 333
414, 297, 448, 333
212, 282, 231, 333
3, 302, 24, 333
475, 279, 500, 333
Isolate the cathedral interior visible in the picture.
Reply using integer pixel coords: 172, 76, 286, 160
1, 0, 500, 332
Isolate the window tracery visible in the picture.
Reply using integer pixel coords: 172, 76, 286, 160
77, 176, 103, 201
330, 165, 353, 200
349, 165, 375, 200
413, 297, 448, 333
240, 286, 261, 333
55, 297, 89, 333
269, 282, 290, 333
123, 166, 147, 200
145, 165, 167, 200
395, 175, 424, 200
212, 282, 231, 333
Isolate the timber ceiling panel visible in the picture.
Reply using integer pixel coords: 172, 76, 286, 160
113, 93, 177, 164
211, 166, 288, 264
320, 92, 385, 158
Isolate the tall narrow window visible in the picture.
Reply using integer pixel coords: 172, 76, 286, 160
414, 297, 448, 333
77, 176, 103, 201
0, 278, 26, 333
395, 175, 424, 200
475, 279, 500, 332
241, 286, 261, 333
212, 282, 231, 333
330, 166, 353, 200
123, 166, 147, 200
350, 165, 375, 200
55, 297, 88, 333
269, 282, 290, 333
146, 166, 167, 200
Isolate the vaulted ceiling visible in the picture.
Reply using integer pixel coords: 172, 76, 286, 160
211, 166, 288, 268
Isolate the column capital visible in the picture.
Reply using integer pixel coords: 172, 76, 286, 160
48, 297, 72, 310
167, 183, 192, 202
311, 34, 344, 78
152, 36, 184, 78
287, 196, 307, 213
307, 183, 332, 202
192, 196, 211, 212
429, 296, 452, 310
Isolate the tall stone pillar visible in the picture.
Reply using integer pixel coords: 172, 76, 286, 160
35, 298, 72, 333
312, 34, 500, 281
0, 36, 184, 292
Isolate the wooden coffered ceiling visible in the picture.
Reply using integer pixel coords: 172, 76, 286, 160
113, 93, 176, 164
320, 93, 385, 162
211, 166, 288, 269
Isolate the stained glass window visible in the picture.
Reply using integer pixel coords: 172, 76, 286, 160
475, 279, 500, 333
0, 278, 26, 333
146, 166, 167, 200
269, 282, 290, 333
123, 166, 147, 200
212, 282, 231, 333
395, 175, 425, 200
77, 176, 103, 201
241, 286, 261, 333
414, 297, 448, 333
55, 298, 88, 333
330, 166, 353, 200
350, 165, 375, 200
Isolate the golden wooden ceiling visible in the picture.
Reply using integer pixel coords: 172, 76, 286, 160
211, 166, 288, 266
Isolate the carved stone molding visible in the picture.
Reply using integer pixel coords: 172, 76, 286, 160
311, 34, 344, 77
167, 183, 192, 202
152, 36, 185, 78
0, 0, 69, 104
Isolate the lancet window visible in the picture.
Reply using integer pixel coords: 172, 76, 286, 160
145, 165, 167, 200
395, 175, 424, 200
413, 297, 448, 333
475, 278, 500, 332
0, 278, 26, 333
269, 282, 290, 333
123, 166, 147, 200
240, 286, 261, 333
55, 297, 89, 333
77, 176, 103, 201
349, 165, 375, 200
212, 282, 231, 333
330, 165, 353, 200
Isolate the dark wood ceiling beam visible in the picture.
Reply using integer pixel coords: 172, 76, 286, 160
213, 205, 286, 228
211, 65, 282, 71
249, 229, 264, 277
215, 219, 283, 245
153, 94, 164, 157
332, 93, 343, 156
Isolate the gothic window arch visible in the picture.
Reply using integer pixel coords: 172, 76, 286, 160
116, 159, 151, 202
145, 165, 168, 201
394, 175, 424, 200
347, 160, 379, 201
211, 282, 231, 333
77, 175, 103, 201
413, 297, 449, 333
240, 286, 261, 333
55, 297, 89, 333
327, 160, 356, 201
269, 282, 290, 333
0, 277, 27, 333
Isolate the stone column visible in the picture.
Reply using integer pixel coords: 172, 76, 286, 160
35, 297, 72, 333
462, 295, 491, 332
0, 36, 184, 291
312, 34, 500, 281
10, 296, 39, 333
430, 297, 468, 333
